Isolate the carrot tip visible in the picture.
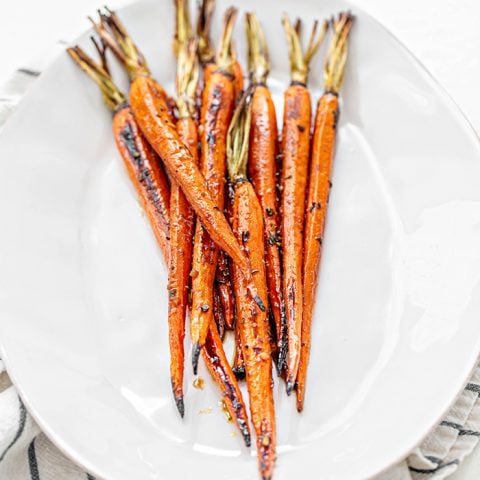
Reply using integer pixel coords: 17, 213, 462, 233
192, 342, 201, 375
242, 430, 252, 448
175, 396, 185, 418
277, 342, 288, 374
286, 380, 295, 396
232, 366, 246, 380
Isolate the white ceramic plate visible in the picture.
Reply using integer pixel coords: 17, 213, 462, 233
1, 0, 480, 479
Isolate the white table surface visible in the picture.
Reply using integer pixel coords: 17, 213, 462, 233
1, 0, 479, 478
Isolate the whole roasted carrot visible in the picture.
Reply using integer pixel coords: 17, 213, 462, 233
91, 8, 177, 121
129, 75, 255, 277
281, 16, 328, 393
228, 93, 276, 480
190, 7, 239, 373
296, 12, 354, 412
197, 0, 241, 336
245, 12, 286, 371
196, 1, 243, 337
67, 45, 170, 263
167, 0, 200, 417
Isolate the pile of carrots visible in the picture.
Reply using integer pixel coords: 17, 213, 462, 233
68, 2, 353, 479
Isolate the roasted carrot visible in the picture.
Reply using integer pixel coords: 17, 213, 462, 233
91, 8, 177, 121
190, 7, 240, 373
167, 0, 200, 417
67, 44, 170, 264
281, 16, 328, 393
245, 12, 286, 371
228, 92, 276, 480
196, 1, 243, 339
129, 74, 257, 278
296, 12, 353, 412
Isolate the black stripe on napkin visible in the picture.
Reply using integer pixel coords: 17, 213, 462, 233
86, 474, 96, 480
441, 420, 463, 430
17, 68, 41, 78
465, 382, 480, 395
424, 455, 442, 464
409, 459, 459, 474
0, 395, 27, 462
28, 439, 40, 480
440, 420, 480, 436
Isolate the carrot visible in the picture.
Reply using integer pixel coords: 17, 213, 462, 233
281, 16, 328, 393
190, 7, 241, 373
245, 12, 286, 371
91, 8, 177, 121
228, 92, 276, 480
129, 75, 258, 279
296, 12, 354, 412
167, 1, 200, 417
67, 45, 170, 265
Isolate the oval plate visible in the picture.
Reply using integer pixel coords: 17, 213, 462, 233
1, 0, 480, 479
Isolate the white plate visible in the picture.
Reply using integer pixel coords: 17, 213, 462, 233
1, 0, 480, 479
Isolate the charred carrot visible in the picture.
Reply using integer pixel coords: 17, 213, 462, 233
245, 12, 286, 371
129, 74, 257, 276
281, 16, 328, 393
67, 44, 170, 264
91, 8, 177, 121
167, 1, 200, 417
228, 92, 276, 480
190, 7, 239, 373
296, 12, 353, 412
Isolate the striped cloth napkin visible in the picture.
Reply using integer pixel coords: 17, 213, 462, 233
1, 49, 480, 480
